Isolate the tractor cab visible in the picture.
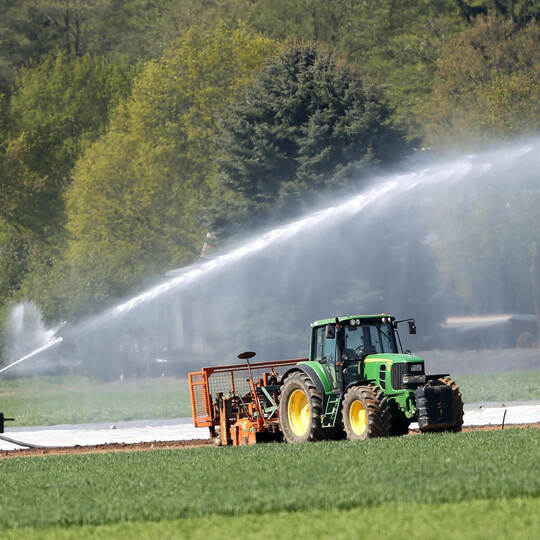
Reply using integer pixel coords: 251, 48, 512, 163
309, 314, 420, 390
310, 313, 416, 358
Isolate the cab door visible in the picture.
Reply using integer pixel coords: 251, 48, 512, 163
322, 325, 338, 389
312, 325, 339, 390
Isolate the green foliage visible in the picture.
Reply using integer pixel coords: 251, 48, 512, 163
245, 2, 537, 141
339, 1, 465, 140
2, 52, 135, 232
0, 1, 175, 89
63, 24, 278, 315
214, 43, 408, 234
0, 429, 539, 530
246, 0, 355, 43
421, 15, 540, 147
456, 1, 539, 26
245, 1, 465, 140
0, 53, 136, 325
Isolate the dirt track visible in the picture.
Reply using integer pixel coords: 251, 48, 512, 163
2, 423, 538, 459
0, 438, 213, 459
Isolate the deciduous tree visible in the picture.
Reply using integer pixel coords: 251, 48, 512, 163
420, 15, 539, 147
0, 52, 135, 326
63, 24, 278, 316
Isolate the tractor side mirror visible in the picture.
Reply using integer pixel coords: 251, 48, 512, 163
325, 324, 336, 339
408, 320, 416, 334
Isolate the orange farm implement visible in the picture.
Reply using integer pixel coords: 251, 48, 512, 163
189, 353, 302, 446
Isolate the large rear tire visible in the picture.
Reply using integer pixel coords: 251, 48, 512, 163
342, 384, 391, 440
438, 377, 464, 432
279, 372, 324, 443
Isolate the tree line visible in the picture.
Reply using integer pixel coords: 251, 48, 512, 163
0, 0, 539, 355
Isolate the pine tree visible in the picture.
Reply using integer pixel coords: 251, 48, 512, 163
215, 44, 408, 234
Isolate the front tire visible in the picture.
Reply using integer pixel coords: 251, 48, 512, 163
438, 377, 464, 432
342, 384, 391, 440
279, 372, 324, 443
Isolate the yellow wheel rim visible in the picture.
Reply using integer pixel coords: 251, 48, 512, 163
349, 399, 367, 436
288, 389, 310, 437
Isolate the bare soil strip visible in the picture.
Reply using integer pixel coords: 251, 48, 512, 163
408, 422, 540, 435
1, 423, 539, 459
0, 438, 213, 459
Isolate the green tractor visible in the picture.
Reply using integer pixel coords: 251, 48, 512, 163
278, 314, 464, 442
189, 313, 464, 445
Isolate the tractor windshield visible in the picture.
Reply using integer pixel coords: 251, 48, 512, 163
343, 322, 397, 357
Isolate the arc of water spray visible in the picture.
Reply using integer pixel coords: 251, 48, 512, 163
107, 156, 476, 318
4, 139, 536, 372
0, 337, 63, 374
1, 178, 397, 374
0, 180, 398, 374
111, 180, 400, 316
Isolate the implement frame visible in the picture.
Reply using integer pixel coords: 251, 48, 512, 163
189, 358, 305, 427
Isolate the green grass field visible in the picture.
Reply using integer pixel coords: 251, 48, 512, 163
1, 369, 539, 427
456, 370, 540, 403
1, 429, 539, 538
0, 376, 192, 426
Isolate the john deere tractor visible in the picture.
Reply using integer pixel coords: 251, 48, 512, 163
278, 314, 463, 442
189, 313, 464, 445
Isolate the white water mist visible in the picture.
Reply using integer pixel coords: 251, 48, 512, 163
3, 137, 540, 377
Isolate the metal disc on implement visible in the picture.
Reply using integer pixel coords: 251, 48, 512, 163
237, 351, 256, 360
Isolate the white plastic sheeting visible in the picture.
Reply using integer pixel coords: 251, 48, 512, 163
1, 418, 205, 451
410, 403, 540, 430
1, 404, 539, 451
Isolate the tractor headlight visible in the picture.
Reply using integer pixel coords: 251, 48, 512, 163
403, 374, 426, 384
410, 363, 424, 373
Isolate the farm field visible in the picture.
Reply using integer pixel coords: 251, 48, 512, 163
456, 369, 540, 403
4, 499, 539, 539
0, 376, 192, 426
0, 429, 539, 538
1, 369, 540, 427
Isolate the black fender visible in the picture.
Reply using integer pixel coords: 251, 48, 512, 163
281, 366, 325, 396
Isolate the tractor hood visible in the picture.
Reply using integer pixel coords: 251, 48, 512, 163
364, 353, 424, 364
